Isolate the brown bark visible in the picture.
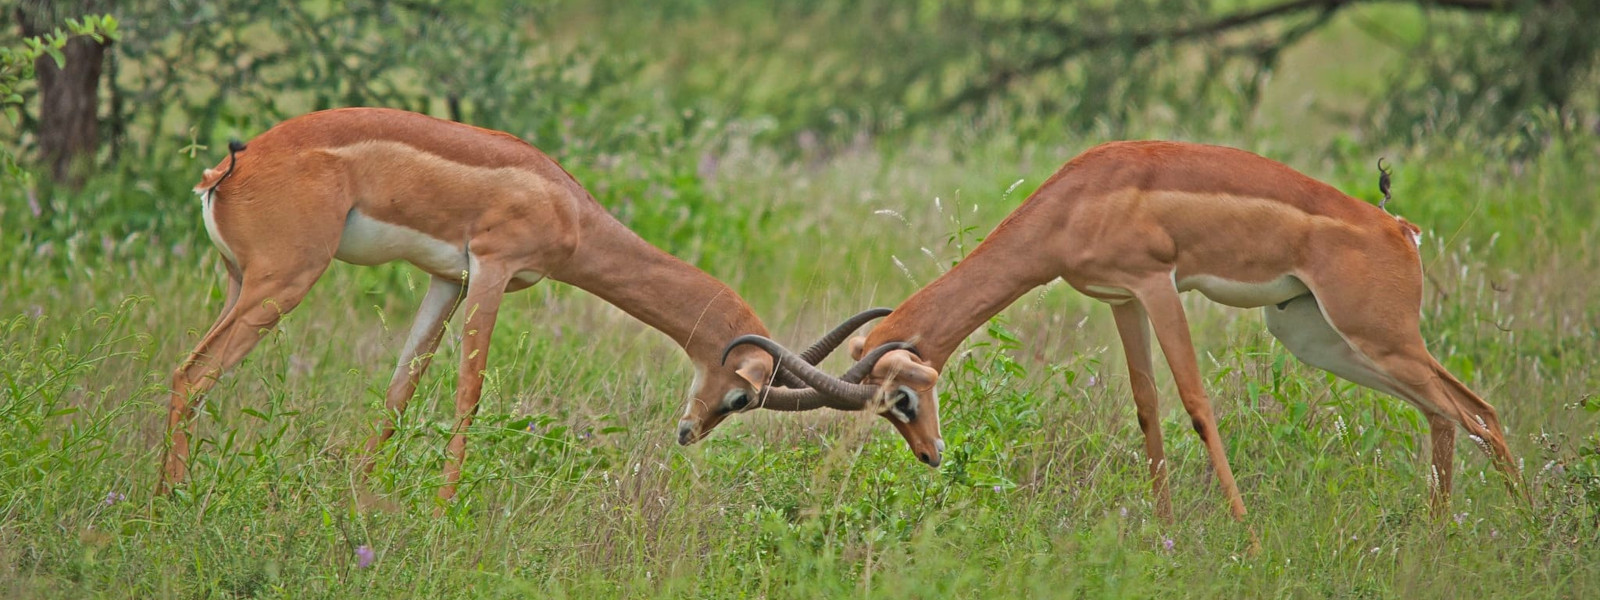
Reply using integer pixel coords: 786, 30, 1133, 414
16, 1, 110, 188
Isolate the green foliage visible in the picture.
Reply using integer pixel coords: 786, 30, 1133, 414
0, 13, 117, 183
1372, 0, 1600, 153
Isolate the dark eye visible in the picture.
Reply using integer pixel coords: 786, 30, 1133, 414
724, 390, 751, 412
888, 386, 918, 423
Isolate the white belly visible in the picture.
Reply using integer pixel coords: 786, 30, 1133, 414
1176, 273, 1309, 309
336, 210, 469, 277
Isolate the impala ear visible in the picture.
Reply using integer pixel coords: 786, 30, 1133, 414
733, 358, 771, 391
873, 349, 937, 387
848, 335, 867, 361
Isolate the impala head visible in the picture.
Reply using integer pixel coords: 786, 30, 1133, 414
847, 334, 944, 467
676, 343, 772, 446
677, 308, 895, 446
719, 324, 945, 468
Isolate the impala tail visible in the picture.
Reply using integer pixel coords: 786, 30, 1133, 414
194, 139, 248, 197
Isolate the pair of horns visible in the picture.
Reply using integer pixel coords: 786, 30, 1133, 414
760, 308, 891, 389
723, 332, 918, 415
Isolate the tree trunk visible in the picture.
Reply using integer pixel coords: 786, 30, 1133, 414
17, 2, 110, 188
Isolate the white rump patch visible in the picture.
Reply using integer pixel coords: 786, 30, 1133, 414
195, 189, 238, 265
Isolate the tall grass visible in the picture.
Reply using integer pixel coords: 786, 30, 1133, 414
2, 121, 1597, 597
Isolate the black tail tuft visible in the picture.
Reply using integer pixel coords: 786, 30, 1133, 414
1376, 157, 1393, 211
207, 139, 249, 198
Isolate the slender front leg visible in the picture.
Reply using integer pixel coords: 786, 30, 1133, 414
437, 261, 512, 505
1111, 301, 1172, 522
1133, 279, 1248, 521
358, 275, 463, 475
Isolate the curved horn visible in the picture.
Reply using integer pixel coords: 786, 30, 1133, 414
722, 308, 893, 390
724, 335, 917, 409
749, 386, 859, 412
723, 335, 876, 402
721, 337, 808, 390
774, 338, 908, 389
723, 335, 879, 406
841, 341, 915, 383
747, 342, 912, 411
797, 307, 892, 365
769, 370, 809, 389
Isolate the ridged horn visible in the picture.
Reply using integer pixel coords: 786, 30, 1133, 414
797, 307, 892, 365
723, 335, 915, 409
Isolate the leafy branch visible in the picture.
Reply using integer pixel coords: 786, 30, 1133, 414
0, 13, 117, 185
925, 0, 1530, 120
0, 14, 117, 125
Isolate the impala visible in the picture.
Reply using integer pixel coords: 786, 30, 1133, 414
723, 141, 1520, 520
162, 107, 883, 501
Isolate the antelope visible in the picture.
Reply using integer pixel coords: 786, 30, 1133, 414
162, 107, 882, 501
720, 141, 1521, 520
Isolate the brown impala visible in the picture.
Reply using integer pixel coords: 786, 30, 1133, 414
722, 141, 1521, 520
163, 107, 886, 501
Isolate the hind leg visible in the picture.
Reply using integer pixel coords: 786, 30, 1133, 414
1274, 275, 1519, 512
160, 263, 329, 492
161, 164, 350, 494
1265, 293, 1471, 512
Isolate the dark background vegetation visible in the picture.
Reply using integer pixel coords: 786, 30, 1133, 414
6, 0, 1598, 237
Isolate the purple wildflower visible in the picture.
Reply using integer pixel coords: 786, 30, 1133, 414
1453, 512, 1468, 526
1162, 538, 1175, 552
992, 485, 1003, 493
1119, 506, 1128, 519
103, 491, 126, 506
355, 545, 375, 568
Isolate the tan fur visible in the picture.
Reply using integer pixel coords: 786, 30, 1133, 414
162, 108, 774, 503
855, 141, 1520, 520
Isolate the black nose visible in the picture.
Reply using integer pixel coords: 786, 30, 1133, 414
677, 421, 696, 446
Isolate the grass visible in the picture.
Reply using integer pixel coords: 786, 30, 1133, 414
2, 125, 1598, 598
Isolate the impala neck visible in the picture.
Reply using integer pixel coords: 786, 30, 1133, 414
876, 223, 1056, 369
552, 203, 768, 364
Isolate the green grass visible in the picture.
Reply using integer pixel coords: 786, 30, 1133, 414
2, 124, 1598, 598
